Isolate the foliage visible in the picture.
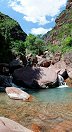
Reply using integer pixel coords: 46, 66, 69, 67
62, 36, 72, 46
10, 40, 26, 55
47, 36, 72, 54
24, 34, 46, 55
0, 12, 27, 62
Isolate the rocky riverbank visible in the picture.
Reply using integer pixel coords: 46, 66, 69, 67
0, 51, 72, 91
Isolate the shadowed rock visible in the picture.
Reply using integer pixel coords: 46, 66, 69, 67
13, 66, 57, 88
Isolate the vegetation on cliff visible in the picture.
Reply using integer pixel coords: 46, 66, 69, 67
43, 0, 72, 54
0, 12, 27, 62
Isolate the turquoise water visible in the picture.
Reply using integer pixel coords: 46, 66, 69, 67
31, 87, 72, 103
6, 82, 72, 104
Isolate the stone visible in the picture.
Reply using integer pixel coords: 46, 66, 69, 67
5, 87, 30, 100
64, 52, 72, 79
0, 75, 12, 91
0, 63, 9, 75
64, 52, 72, 68
65, 78, 72, 87
52, 52, 61, 65
50, 60, 66, 74
13, 66, 58, 88
0, 117, 32, 132
37, 58, 51, 67
9, 57, 23, 73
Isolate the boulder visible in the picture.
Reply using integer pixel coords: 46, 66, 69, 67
65, 78, 72, 87
50, 60, 66, 74
0, 75, 12, 91
37, 58, 51, 67
0, 117, 32, 132
52, 52, 61, 64
67, 67, 72, 79
9, 57, 23, 73
5, 87, 30, 100
64, 52, 72, 68
0, 63, 9, 75
43, 51, 53, 60
13, 66, 58, 88
64, 52, 72, 79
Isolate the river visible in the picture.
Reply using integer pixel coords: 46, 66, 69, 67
0, 86, 72, 131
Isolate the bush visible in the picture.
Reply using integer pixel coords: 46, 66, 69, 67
63, 36, 72, 46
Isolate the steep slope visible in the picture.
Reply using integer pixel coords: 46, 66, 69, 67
0, 12, 27, 62
44, 0, 72, 46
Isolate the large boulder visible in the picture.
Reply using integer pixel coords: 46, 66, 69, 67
0, 75, 12, 91
64, 52, 72, 68
0, 63, 9, 75
6, 87, 30, 100
13, 66, 58, 88
0, 117, 32, 132
64, 52, 72, 79
50, 60, 66, 73
9, 57, 23, 73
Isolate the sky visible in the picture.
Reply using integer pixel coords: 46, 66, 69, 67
0, 0, 67, 35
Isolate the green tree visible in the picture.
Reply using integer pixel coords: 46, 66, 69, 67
11, 40, 26, 55
33, 38, 45, 55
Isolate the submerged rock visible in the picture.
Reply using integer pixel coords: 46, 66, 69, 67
13, 66, 58, 88
0, 117, 32, 132
5, 87, 30, 100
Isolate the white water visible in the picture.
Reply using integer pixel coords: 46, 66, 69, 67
57, 82, 68, 88
58, 74, 68, 88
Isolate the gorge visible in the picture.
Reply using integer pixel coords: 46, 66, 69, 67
0, 0, 72, 131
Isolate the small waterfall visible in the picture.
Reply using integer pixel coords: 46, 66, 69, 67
58, 74, 64, 86
58, 74, 68, 88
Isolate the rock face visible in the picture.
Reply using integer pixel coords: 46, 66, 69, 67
6, 87, 30, 100
43, 0, 72, 45
0, 117, 32, 132
13, 66, 58, 88
66, 0, 72, 9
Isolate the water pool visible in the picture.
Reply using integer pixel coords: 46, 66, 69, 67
29, 87, 72, 104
